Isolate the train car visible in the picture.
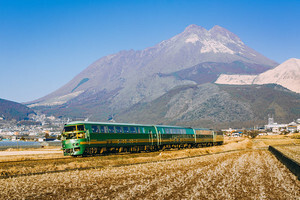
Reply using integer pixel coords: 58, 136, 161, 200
61, 121, 223, 156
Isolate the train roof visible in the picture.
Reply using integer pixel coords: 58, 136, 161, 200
65, 121, 193, 129
65, 121, 153, 127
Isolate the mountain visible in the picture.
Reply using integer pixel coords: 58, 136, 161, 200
0, 98, 36, 121
215, 58, 300, 93
115, 83, 300, 129
27, 24, 281, 126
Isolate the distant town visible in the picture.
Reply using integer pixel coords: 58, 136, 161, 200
222, 117, 300, 137
0, 113, 68, 142
0, 113, 299, 142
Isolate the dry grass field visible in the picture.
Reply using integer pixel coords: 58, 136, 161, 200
0, 138, 252, 177
0, 135, 299, 199
0, 150, 299, 199
273, 145, 300, 163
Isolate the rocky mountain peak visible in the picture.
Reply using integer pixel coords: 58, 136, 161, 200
209, 25, 243, 45
183, 24, 206, 32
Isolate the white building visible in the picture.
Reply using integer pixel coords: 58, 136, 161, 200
265, 117, 300, 133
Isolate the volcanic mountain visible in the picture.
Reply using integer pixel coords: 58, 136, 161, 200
28, 24, 287, 126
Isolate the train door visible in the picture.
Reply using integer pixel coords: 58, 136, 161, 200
85, 126, 91, 145
149, 130, 154, 145
153, 126, 160, 146
156, 127, 163, 145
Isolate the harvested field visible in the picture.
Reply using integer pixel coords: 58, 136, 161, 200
274, 145, 300, 163
0, 136, 299, 199
0, 150, 299, 199
255, 134, 300, 146
0, 138, 252, 177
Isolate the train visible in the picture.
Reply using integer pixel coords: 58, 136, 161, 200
61, 121, 224, 156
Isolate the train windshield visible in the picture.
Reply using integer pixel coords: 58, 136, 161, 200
63, 126, 76, 132
62, 125, 85, 139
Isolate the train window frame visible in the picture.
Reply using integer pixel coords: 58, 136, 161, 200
100, 126, 105, 133
130, 127, 136, 133
108, 126, 115, 133
115, 126, 122, 133
136, 127, 140, 133
92, 125, 100, 133
123, 127, 129, 133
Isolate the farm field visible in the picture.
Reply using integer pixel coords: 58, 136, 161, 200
273, 145, 300, 163
0, 137, 249, 177
0, 135, 299, 199
1, 150, 299, 199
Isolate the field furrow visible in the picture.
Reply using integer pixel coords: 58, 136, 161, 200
1, 150, 299, 199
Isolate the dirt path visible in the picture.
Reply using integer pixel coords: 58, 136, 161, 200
0, 149, 62, 156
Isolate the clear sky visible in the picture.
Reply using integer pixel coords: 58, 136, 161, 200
1, 0, 299, 103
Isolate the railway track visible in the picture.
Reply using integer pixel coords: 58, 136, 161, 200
0, 148, 261, 179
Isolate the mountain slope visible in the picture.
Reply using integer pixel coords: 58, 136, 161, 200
115, 84, 300, 129
0, 98, 35, 121
28, 24, 279, 124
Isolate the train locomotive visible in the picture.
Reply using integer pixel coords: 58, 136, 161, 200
61, 121, 224, 156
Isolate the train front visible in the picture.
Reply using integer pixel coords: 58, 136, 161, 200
61, 123, 86, 156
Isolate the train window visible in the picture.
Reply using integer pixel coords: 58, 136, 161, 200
116, 126, 122, 133
123, 127, 129, 133
100, 126, 105, 133
136, 127, 140, 133
108, 126, 115, 133
130, 127, 136, 133
63, 126, 76, 132
77, 125, 84, 131
92, 125, 100, 133
183, 129, 186, 134
140, 127, 145, 133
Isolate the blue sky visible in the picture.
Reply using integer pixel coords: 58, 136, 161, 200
1, 0, 299, 103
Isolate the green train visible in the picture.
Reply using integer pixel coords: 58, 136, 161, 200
61, 121, 224, 156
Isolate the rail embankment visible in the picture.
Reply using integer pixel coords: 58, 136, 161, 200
269, 145, 300, 180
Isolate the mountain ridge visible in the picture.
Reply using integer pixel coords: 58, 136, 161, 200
0, 98, 35, 121
28, 24, 277, 107
26, 24, 288, 127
